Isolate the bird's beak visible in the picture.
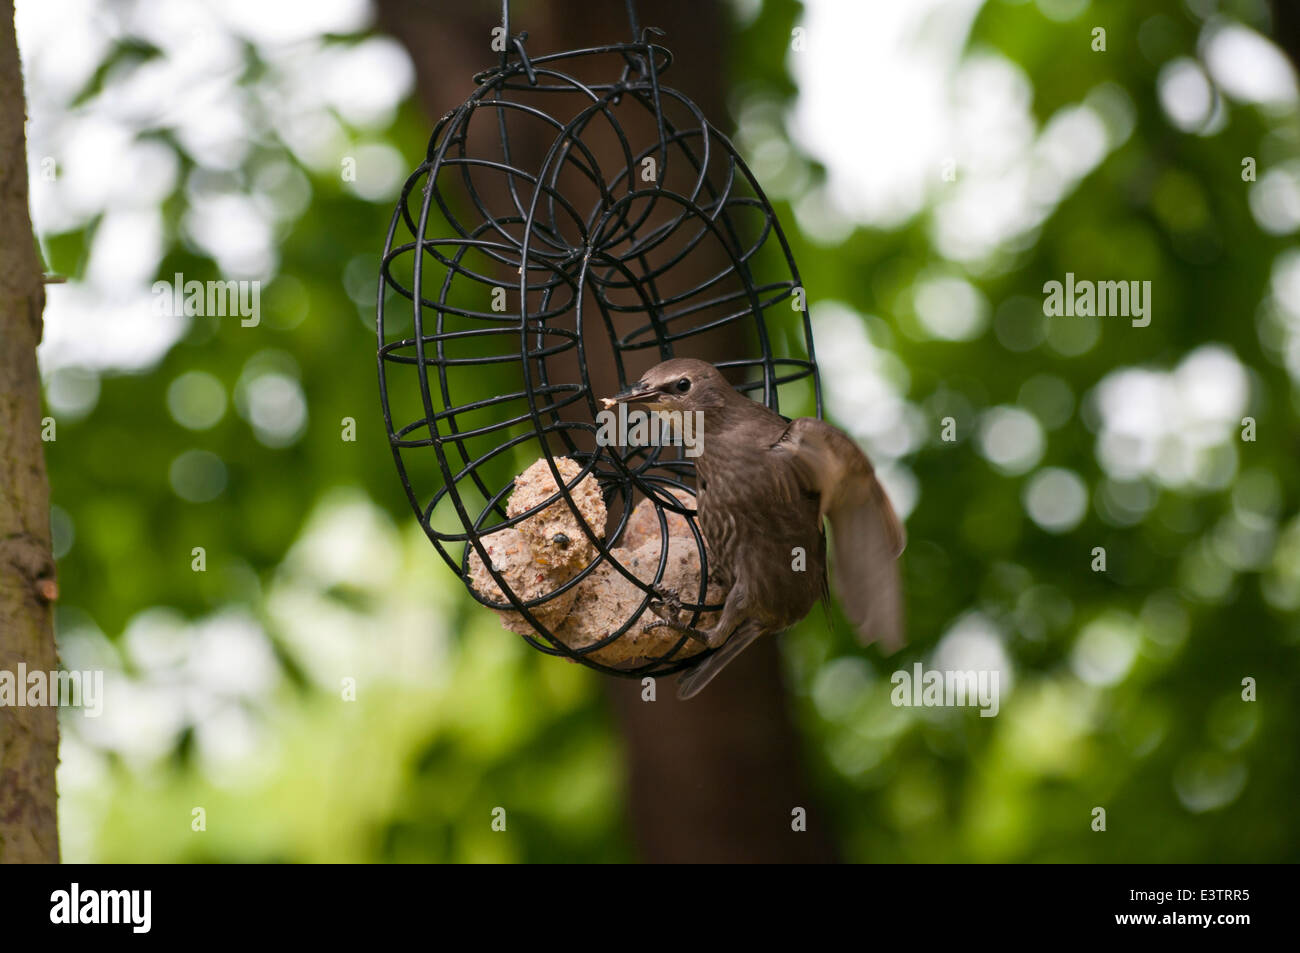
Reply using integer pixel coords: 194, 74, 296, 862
601, 382, 657, 409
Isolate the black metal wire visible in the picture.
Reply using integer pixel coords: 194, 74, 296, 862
624, 0, 641, 43
377, 9, 821, 678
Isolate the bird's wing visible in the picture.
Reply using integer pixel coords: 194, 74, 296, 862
676, 619, 766, 700
772, 417, 906, 651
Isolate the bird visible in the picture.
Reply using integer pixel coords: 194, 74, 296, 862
603, 358, 906, 699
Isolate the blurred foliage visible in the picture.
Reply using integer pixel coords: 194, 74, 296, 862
28, 0, 1300, 861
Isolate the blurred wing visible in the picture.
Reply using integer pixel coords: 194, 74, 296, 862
773, 417, 906, 651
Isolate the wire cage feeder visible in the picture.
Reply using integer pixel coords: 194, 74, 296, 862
377, 0, 821, 678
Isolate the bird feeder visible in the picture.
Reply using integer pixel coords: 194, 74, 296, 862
376, 0, 820, 677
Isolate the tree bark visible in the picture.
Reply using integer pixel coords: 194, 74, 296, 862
376, 0, 836, 863
1270, 1, 1300, 75
0, 0, 60, 864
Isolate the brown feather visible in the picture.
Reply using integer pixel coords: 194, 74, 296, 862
772, 418, 906, 650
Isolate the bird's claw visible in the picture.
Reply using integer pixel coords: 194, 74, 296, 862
645, 588, 715, 644
648, 586, 684, 623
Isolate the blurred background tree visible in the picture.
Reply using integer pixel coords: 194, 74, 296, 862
15, 0, 1300, 862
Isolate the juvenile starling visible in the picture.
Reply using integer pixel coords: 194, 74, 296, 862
605, 358, 906, 698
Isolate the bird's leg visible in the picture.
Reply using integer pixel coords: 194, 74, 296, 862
639, 616, 712, 647
644, 585, 746, 648
642, 618, 711, 645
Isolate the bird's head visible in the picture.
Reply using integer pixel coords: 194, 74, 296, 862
601, 358, 733, 413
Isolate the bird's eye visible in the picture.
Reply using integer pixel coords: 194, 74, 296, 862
552, 533, 571, 549
675, 377, 691, 393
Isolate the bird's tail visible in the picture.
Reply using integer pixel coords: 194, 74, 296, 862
676, 620, 766, 699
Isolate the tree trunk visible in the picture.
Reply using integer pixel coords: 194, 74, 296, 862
0, 0, 60, 864
1271, 1, 1300, 74
375, 0, 837, 863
